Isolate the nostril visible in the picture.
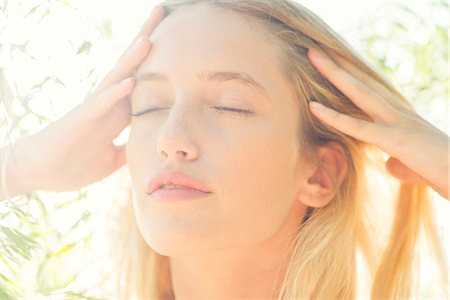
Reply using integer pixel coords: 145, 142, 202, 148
177, 150, 188, 157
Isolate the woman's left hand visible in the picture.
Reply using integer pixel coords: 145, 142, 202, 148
307, 48, 449, 200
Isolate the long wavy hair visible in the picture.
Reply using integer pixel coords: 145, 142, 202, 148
101, 0, 447, 298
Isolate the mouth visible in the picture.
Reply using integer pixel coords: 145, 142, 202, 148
150, 186, 212, 201
147, 170, 213, 196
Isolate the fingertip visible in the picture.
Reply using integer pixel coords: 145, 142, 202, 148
309, 101, 327, 111
152, 4, 167, 18
121, 77, 135, 88
138, 5, 167, 36
134, 34, 152, 50
308, 48, 329, 60
112, 77, 135, 99
135, 38, 152, 61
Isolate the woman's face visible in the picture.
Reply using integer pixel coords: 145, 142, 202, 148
127, 3, 308, 256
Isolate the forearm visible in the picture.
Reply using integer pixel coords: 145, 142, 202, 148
0, 145, 30, 201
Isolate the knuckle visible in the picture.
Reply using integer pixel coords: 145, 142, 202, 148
352, 118, 368, 131
328, 108, 342, 119
328, 62, 343, 75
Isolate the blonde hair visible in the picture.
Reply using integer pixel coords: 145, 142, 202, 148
102, 0, 447, 298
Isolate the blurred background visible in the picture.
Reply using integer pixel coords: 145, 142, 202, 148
0, 0, 448, 299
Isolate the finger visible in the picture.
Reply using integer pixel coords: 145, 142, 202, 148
133, 5, 167, 43
324, 50, 396, 104
324, 49, 415, 114
116, 5, 166, 64
84, 77, 135, 120
309, 101, 386, 146
92, 5, 166, 95
307, 48, 395, 122
93, 37, 151, 95
385, 157, 428, 184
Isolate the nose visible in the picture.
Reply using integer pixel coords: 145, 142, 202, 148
156, 103, 199, 162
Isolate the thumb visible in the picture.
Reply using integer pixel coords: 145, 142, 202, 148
385, 157, 428, 185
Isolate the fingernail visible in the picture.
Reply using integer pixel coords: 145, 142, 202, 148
309, 48, 327, 59
309, 101, 326, 111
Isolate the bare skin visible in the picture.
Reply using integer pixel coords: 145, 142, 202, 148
0, 2, 447, 299
127, 3, 446, 299
0, 6, 167, 200
307, 48, 449, 200
127, 4, 317, 298
3, 6, 446, 202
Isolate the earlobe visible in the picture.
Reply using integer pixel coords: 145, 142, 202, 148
296, 142, 348, 208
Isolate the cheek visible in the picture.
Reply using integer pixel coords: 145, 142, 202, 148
125, 114, 301, 251
221, 113, 299, 196
217, 126, 300, 237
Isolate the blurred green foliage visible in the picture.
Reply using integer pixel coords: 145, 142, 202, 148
1, 1, 109, 299
0, 0, 448, 299
341, 1, 448, 133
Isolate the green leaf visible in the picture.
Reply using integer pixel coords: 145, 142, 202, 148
77, 41, 92, 55
55, 77, 66, 87
30, 195, 49, 218
2, 246, 20, 264
10, 206, 27, 219
0, 272, 20, 288
57, 290, 103, 300
24, 5, 40, 17
0, 287, 16, 300
56, 191, 86, 209
30, 76, 51, 90
0, 272, 22, 300
0, 226, 41, 261
66, 210, 92, 234
48, 242, 77, 257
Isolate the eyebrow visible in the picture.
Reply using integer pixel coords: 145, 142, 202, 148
135, 71, 268, 95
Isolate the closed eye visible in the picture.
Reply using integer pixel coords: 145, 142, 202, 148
213, 106, 252, 116
131, 108, 163, 117
131, 106, 252, 117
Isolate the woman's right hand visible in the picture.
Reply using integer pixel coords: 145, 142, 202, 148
4, 5, 166, 197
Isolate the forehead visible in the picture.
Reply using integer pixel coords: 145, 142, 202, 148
139, 3, 281, 83
150, 3, 273, 56
135, 3, 297, 110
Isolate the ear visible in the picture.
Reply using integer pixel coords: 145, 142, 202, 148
296, 142, 348, 208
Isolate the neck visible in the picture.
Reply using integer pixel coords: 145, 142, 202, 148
169, 206, 305, 299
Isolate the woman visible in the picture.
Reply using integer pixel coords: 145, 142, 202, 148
1, 0, 448, 299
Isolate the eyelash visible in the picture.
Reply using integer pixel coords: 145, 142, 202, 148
131, 107, 252, 117
213, 106, 252, 116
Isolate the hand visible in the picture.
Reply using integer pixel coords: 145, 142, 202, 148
306, 47, 449, 200
9, 5, 166, 194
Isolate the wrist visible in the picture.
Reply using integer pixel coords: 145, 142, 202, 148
1, 142, 33, 200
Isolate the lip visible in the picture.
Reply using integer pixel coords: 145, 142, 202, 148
147, 170, 213, 196
150, 188, 212, 201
